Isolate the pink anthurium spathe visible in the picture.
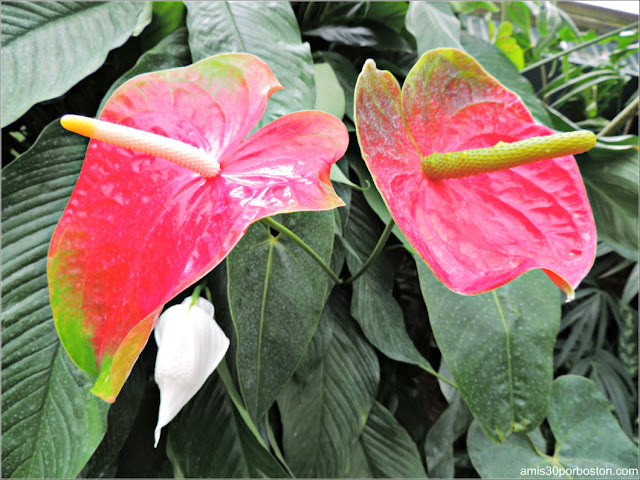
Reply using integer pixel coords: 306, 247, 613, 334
48, 53, 348, 402
355, 48, 596, 297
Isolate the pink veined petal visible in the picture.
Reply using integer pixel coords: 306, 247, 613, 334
48, 53, 348, 401
355, 49, 596, 296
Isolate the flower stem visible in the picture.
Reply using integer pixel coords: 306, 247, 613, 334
344, 218, 396, 285
261, 216, 342, 284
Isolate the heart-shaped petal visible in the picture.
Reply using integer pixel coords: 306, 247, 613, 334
48, 53, 348, 402
355, 49, 596, 296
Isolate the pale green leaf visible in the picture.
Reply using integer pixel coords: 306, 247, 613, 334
1, 1, 152, 126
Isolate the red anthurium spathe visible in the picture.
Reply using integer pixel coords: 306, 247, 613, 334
355, 48, 596, 296
48, 53, 348, 402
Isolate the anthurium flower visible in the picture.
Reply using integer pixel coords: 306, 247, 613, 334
355, 48, 596, 296
154, 297, 229, 447
48, 53, 348, 402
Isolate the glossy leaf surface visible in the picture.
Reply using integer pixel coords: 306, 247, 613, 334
355, 48, 596, 296
418, 262, 561, 442
468, 376, 639, 478
47, 53, 348, 402
2, 121, 109, 478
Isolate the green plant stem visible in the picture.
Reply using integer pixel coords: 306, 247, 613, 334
217, 360, 268, 449
598, 95, 639, 138
261, 216, 342, 284
522, 23, 637, 74
344, 218, 396, 285
421, 365, 458, 389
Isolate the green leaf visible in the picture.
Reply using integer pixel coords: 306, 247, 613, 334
507, 2, 532, 36
468, 375, 639, 479
227, 212, 335, 420
277, 288, 379, 477
346, 193, 435, 373
97, 26, 191, 114
405, 1, 462, 54
1, 1, 152, 127
347, 154, 414, 251
140, 1, 186, 51
495, 22, 525, 70
319, 51, 358, 121
356, 401, 428, 478
460, 31, 551, 125
425, 392, 473, 478
167, 374, 289, 478
363, 2, 409, 32
81, 363, 146, 478
1, 120, 109, 478
580, 141, 639, 261
417, 263, 561, 442
185, 1, 314, 128
313, 62, 345, 119
450, 1, 499, 14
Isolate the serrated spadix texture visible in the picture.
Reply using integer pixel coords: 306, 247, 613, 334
154, 297, 229, 446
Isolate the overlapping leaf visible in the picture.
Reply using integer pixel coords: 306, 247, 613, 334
47, 53, 348, 402
418, 263, 561, 442
468, 376, 639, 478
2, 121, 109, 478
227, 211, 335, 420
355, 48, 596, 296
276, 289, 379, 477
1, 1, 151, 126
167, 373, 288, 478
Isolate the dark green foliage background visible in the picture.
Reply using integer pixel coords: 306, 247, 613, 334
2, 1, 638, 478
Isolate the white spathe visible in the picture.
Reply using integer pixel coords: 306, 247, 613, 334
154, 297, 229, 446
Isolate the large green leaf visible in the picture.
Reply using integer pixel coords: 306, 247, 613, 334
417, 263, 561, 442
167, 373, 289, 478
405, 2, 462, 53
227, 212, 335, 420
1, 121, 109, 478
319, 51, 358, 122
468, 375, 639, 479
277, 288, 379, 478
313, 62, 346, 119
349, 401, 428, 478
581, 141, 639, 261
345, 193, 435, 373
1, 1, 152, 127
184, 1, 314, 128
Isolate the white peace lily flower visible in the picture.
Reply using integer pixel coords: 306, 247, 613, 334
153, 296, 229, 447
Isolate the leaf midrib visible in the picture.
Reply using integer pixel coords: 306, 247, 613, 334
222, 2, 246, 52
255, 238, 275, 414
492, 290, 515, 427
